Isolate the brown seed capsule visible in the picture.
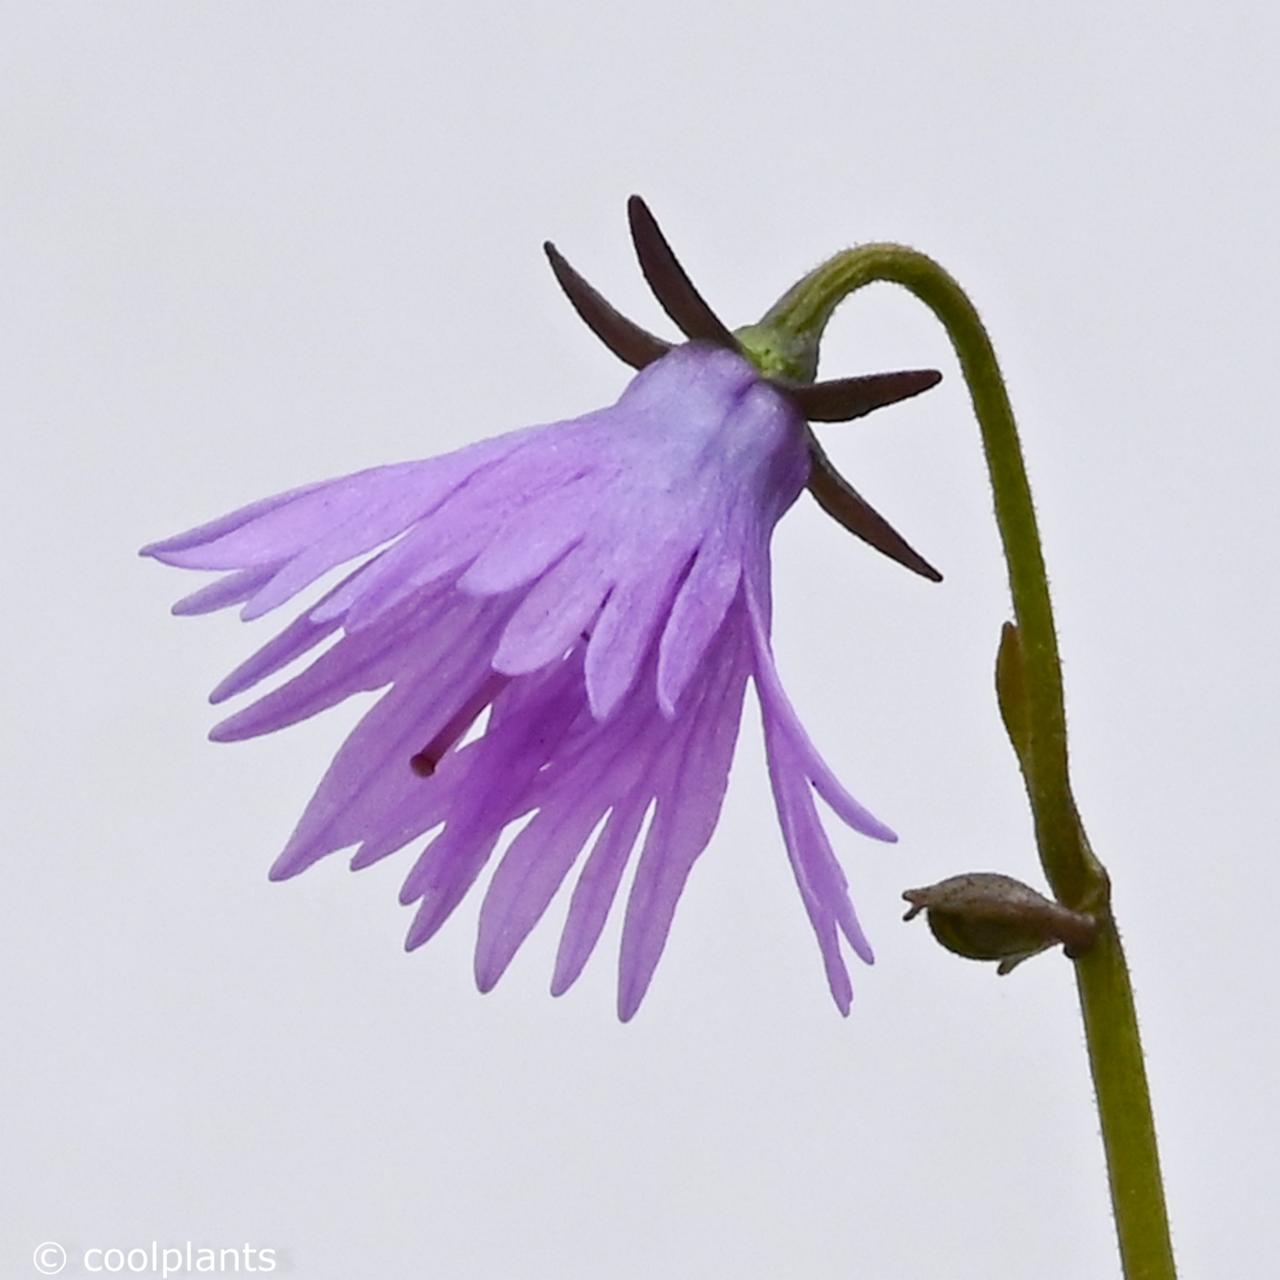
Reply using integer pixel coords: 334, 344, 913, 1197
903, 872, 1098, 974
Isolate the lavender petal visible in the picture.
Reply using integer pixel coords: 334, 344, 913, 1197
616, 622, 750, 1020
171, 565, 280, 617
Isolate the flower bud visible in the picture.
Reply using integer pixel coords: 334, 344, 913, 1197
903, 872, 1097, 974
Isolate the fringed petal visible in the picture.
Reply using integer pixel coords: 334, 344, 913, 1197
583, 542, 695, 720
766, 725, 855, 1014
492, 545, 612, 676
616, 617, 750, 1019
212, 591, 488, 742
763, 706, 877, 1014
140, 480, 327, 560
346, 738, 487, 871
270, 604, 511, 879
207, 566, 382, 704
744, 567, 896, 843
238, 476, 458, 620
401, 655, 591, 946
456, 473, 605, 597
309, 437, 605, 631
146, 463, 431, 570
171, 565, 280, 617
655, 507, 744, 716
474, 688, 661, 989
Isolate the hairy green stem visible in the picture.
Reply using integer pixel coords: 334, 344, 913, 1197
761, 246, 1175, 1278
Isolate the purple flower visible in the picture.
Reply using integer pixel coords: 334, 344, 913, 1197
144, 199, 943, 1019
144, 342, 900, 1018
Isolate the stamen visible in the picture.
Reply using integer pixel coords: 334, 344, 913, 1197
410, 672, 509, 777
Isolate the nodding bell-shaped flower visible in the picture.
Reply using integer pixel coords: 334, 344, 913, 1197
142, 198, 944, 1019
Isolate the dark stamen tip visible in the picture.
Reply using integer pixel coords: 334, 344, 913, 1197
409, 751, 438, 778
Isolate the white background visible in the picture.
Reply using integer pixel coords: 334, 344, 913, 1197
5, 3, 1276, 1277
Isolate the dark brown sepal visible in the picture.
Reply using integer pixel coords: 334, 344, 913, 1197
806, 431, 943, 582
778, 369, 942, 423
543, 242, 672, 370
626, 195, 741, 349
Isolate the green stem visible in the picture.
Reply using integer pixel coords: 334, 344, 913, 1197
1076, 925, 1175, 1277
762, 246, 1175, 1278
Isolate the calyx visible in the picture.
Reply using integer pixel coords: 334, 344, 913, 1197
546, 196, 944, 582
